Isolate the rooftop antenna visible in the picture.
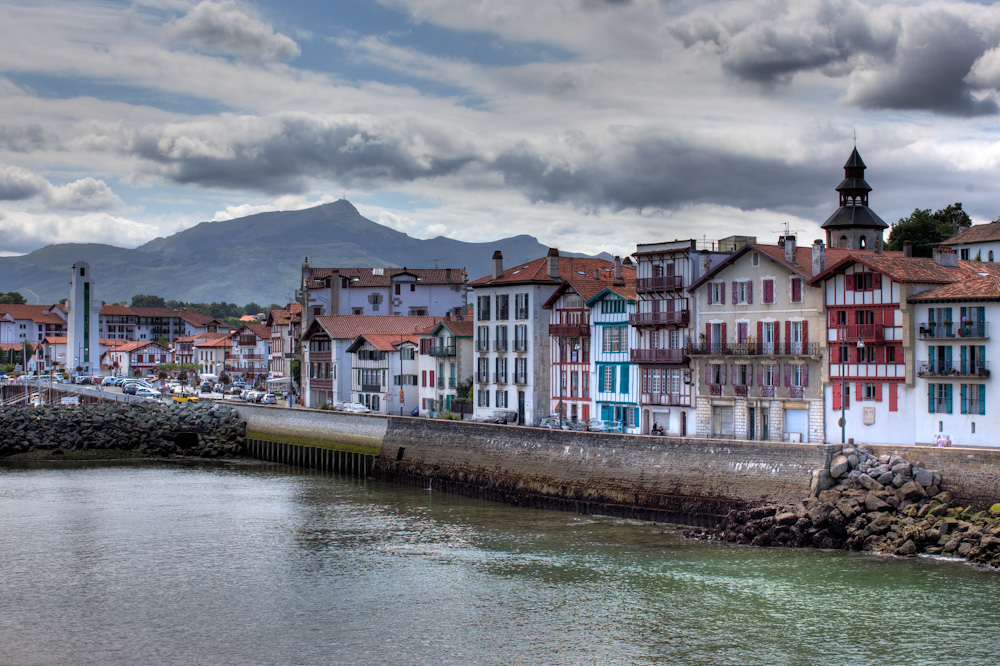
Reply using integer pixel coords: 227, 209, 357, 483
770, 221, 801, 238
427, 258, 444, 269
853, 128, 857, 147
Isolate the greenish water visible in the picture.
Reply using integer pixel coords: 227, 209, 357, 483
1, 461, 997, 666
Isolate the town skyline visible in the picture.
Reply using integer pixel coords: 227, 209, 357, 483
4, 0, 1000, 260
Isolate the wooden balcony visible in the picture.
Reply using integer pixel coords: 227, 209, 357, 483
548, 324, 590, 337
310, 379, 333, 390
636, 275, 683, 293
835, 325, 884, 343
629, 310, 690, 328
917, 361, 990, 379
630, 348, 687, 364
687, 341, 821, 357
918, 321, 989, 340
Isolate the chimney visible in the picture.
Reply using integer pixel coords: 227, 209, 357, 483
903, 241, 912, 258
593, 269, 600, 279
492, 250, 503, 279
623, 256, 633, 266
547, 248, 559, 279
812, 239, 826, 275
613, 255, 622, 280
784, 235, 797, 264
933, 246, 958, 268
446, 267, 452, 282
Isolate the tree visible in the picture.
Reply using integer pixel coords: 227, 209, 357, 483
131, 294, 166, 308
886, 206, 959, 257
0, 292, 27, 305
933, 202, 972, 234
244, 302, 263, 316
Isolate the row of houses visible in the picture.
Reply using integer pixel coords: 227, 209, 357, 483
294, 148, 1000, 448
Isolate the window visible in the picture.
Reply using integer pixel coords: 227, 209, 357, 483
709, 281, 725, 305
495, 356, 507, 383
515, 293, 529, 319
497, 294, 509, 320
735, 280, 752, 304
735, 364, 750, 386
477, 295, 491, 321
751, 252, 759, 267
514, 324, 528, 352
603, 326, 625, 353
497, 390, 509, 408
710, 363, 725, 384
477, 326, 489, 351
863, 383, 877, 400
352, 307, 364, 315
478, 389, 490, 407
395, 283, 401, 296
762, 364, 778, 386
477, 357, 489, 383
602, 299, 625, 314
961, 384, 986, 415
790, 278, 802, 302
400, 347, 415, 360
495, 325, 508, 351
791, 364, 806, 387
928, 383, 952, 414
990, 251, 995, 262
514, 357, 527, 383
762, 279, 774, 304
410, 283, 415, 292
960, 249, 970, 260
603, 365, 615, 392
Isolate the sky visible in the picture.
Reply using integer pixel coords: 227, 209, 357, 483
4, 0, 1000, 261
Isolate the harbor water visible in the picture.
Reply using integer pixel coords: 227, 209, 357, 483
2, 460, 999, 666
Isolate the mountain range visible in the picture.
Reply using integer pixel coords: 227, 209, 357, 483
0, 200, 609, 306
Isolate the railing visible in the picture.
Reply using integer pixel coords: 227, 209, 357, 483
361, 383, 381, 392
734, 385, 748, 397
687, 341, 821, 356
428, 344, 456, 356
514, 373, 527, 384
835, 325, 884, 343
760, 386, 776, 398
516, 309, 529, 320
918, 321, 990, 339
637, 275, 684, 292
309, 351, 332, 361
497, 308, 509, 320
641, 391, 691, 407
709, 384, 722, 396
548, 324, 590, 337
917, 361, 990, 378
476, 372, 489, 383
310, 379, 333, 390
477, 340, 490, 352
788, 386, 804, 399
629, 311, 690, 327
513, 339, 528, 352
448, 378, 456, 388
437, 378, 445, 389
630, 348, 687, 364
493, 340, 508, 352
493, 373, 507, 384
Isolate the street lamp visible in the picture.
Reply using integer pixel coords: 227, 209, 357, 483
840, 334, 866, 444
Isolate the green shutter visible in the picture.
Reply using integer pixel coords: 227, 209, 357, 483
611, 367, 617, 393
928, 384, 935, 413
980, 385, 987, 415
945, 346, 952, 367
598, 366, 605, 392
980, 346, 987, 373
945, 384, 953, 414
961, 383, 968, 414
929, 346, 936, 368
961, 346, 968, 374
620, 365, 629, 393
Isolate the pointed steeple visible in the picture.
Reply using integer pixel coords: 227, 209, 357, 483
835, 147, 872, 207
821, 146, 888, 251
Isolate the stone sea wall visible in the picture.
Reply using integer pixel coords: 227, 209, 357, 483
0, 402, 246, 458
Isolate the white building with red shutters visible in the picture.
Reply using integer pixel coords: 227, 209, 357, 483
225, 323, 271, 384
105, 340, 172, 378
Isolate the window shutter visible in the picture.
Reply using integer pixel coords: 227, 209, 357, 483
928, 384, 935, 413
705, 363, 712, 385
874, 381, 881, 401
430, 370, 435, 387
598, 366, 605, 392
855, 382, 862, 401
873, 274, 882, 289
757, 321, 763, 346
980, 385, 986, 415
802, 365, 809, 387
833, 382, 842, 411
721, 323, 727, 346
421, 370, 426, 387
706, 323, 711, 349
945, 384, 953, 414
961, 346, 968, 374
620, 366, 629, 393
732, 281, 737, 305
846, 274, 854, 291
945, 346, 952, 367
784, 321, 791, 354
929, 346, 935, 368
764, 279, 773, 303
980, 345, 987, 372
961, 383, 968, 414
784, 364, 791, 386
731, 364, 737, 384
888, 382, 898, 412
708, 285, 714, 305
747, 280, 753, 304
757, 364, 763, 385
720, 363, 727, 385
802, 322, 808, 349
747, 364, 754, 386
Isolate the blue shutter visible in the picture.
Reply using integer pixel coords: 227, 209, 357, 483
961, 383, 967, 414
598, 365, 605, 392
928, 384, 935, 413
929, 346, 935, 369
980, 385, 986, 415
980, 346, 987, 373
620, 365, 629, 394
945, 346, 952, 369
961, 346, 968, 375
945, 384, 953, 414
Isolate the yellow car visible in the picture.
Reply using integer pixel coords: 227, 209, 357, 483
171, 395, 199, 403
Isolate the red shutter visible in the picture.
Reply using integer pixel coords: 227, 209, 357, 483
430, 370, 435, 387
732, 281, 737, 305
705, 323, 711, 350
757, 321, 763, 351
846, 274, 854, 291
875, 382, 882, 402
833, 382, 842, 410
855, 382, 863, 401
784, 321, 791, 354
721, 323, 727, 346
708, 284, 714, 305
888, 382, 898, 412
747, 280, 753, 304
764, 279, 773, 304
873, 274, 882, 290
421, 370, 426, 387
831, 344, 840, 364
802, 365, 809, 387
802, 321, 808, 349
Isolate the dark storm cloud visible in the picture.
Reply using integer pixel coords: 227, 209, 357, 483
846, 10, 998, 117
125, 114, 481, 194
0, 166, 47, 201
492, 137, 829, 214
0, 124, 53, 152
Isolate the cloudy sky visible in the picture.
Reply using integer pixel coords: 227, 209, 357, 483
4, 0, 1000, 259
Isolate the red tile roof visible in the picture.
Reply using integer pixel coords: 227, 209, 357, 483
195, 337, 233, 348
0, 304, 67, 324
470, 253, 633, 294
307, 267, 467, 289
908, 268, 1000, 302
308, 314, 442, 341
111, 340, 167, 353
941, 224, 1000, 246
352, 333, 419, 352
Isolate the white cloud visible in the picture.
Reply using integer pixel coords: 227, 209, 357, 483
0, 165, 122, 211
164, 0, 300, 62
0, 210, 158, 253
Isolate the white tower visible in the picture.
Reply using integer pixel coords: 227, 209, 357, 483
66, 261, 101, 377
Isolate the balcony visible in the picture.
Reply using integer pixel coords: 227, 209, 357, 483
640, 391, 691, 407
477, 340, 490, 352
514, 373, 528, 384
917, 361, 990, 379
918, 321, 989, 340
734, 385, 748, 398
437, 378, 445, 389
493, 340, 509, 352
788, 386, 804, 399
630, 348, 688, 364
513, 339, 528, 352
429, 344, 456, 356
493, 373, 508, 384
629, 310, 690, 328
709, 384, 722, 396
548, 323, 590, 337
835, 325, 884, 343
637, 275, 683, 293
310, 379, 333, 391
760, 386, 776, 398
361, 383, 381, 392
309, 350, 332, 362
687, 341, 821, 357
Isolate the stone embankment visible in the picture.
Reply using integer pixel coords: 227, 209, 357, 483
708, 444, 1000, 568
0, 402, 246, 458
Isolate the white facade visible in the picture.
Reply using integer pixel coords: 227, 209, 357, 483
417, 321, 473, 416
589, 290, 640, 433
66, 261, 102, 377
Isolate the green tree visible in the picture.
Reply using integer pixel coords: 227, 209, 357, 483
132, 294, 166, 308
244, 302, 263, 316
886, 207, 958, 257
933, 202, 972, 234
0, 292, 27, 304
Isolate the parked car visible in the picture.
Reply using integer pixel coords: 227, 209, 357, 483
341, 402, 371, 413
260, 393, 277, 405
102, 376, 118, 386
585, 419, 623, 433
483, 410, 518, 425
135, 387, 160, 399
171, 395, 198, 403
200, 382, 213, 393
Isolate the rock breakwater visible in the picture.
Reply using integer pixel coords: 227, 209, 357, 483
708, 444, 1000, 568
0, 402, 246, 459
